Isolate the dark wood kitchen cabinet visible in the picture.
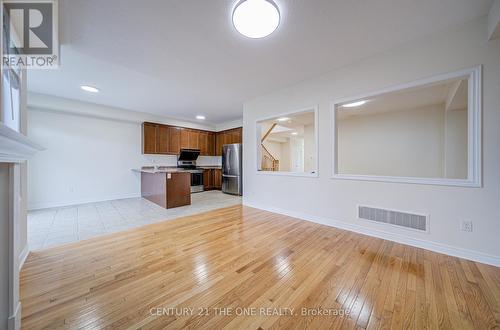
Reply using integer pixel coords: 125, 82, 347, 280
198, 131, 208, 156
213, 169, 222, 189
197, 131, 215, 156
142, 123, 158, 154
203, 169, 214, 190
166, 172, 191, 208
215, 127, 242, 156
141, 171, 191, 209
142, 122, 232, 156
168, 126, 181, 154
188, 130, 199, 149
180, 128, 190, 149
208, 132, 215, 155
157, 125, 170, 154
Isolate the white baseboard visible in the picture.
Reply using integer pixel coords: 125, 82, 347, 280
8, 302, 21, 330
243, 200, 500, 267
28, 192, 142, 210
18, 244, 29, 271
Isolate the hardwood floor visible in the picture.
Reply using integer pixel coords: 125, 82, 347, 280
20, 205, 500, 329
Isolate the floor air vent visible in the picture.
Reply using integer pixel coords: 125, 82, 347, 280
358, 205, 428, 232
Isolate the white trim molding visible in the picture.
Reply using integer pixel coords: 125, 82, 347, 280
255, 105, 319, 177
7, 302, 21, 330
243, 200, 500, 267
0, 124, 44, 163
18, 244, 29, 272
330, 66, 482, 188
8, 164, 22, 330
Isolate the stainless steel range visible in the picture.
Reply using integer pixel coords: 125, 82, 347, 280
177, 149, 204, 193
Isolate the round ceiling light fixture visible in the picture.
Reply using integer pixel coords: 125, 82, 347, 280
232, 0, 280, 38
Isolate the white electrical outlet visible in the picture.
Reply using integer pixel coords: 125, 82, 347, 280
461, 220, 473, 232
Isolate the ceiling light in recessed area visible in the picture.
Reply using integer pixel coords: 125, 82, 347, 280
277, 117, 290, 122
232, 0, 280, 38
291, 132, 298, 135
342, 100, 367, 108
80, 85, 99, 93
196, 115, 206, 120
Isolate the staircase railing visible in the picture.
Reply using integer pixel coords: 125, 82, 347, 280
260, 123, 280, 171
261, 144, 279, 171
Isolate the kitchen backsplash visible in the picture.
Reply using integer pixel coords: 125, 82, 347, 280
144, 155, 222, 167
197, 156, 222, 167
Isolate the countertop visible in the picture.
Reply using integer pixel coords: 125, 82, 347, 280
132, 166, 186, 174
132, 166, 221, 173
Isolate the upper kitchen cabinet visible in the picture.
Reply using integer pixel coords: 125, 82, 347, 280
168, 126, 181, 154
142, 122, 237, 156
198, 131, 208, 155
208, 132, 215, 155
231, 128, 242, 144
215, 127, 242, 156
142, 122, 178, 155
157, 125, 170, 154
142, 122, 158, 154
198, 131, 216, 156
180, 128, 190, 149
188, 130, 199, 149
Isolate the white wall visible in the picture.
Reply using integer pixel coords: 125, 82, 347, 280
262, 140, 283, 162
243, 17, 500, 265
27, 102, 222, 210
444, 109, 468, 179
216, 118, 243, 132
28, 93, 217, 131
337, 105, 445, 177
28, 110, 146, 209
279, 140, 291, 171
303, 124, 315, 173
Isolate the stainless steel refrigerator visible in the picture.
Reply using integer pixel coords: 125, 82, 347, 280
222, 143, 242, 195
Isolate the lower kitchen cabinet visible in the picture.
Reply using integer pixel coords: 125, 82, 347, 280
203, 169, 213, 190
213, 169, 222, 189
203, 169, 221, 190
166, 172, 191, 208
141, 171, 191, 209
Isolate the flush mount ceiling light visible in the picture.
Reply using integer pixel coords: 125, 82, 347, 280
277, 117, 289, 122
291, 132, 298, 135
342, 100, 367, 108
196, 115, 206, 120
232, 0, 280, 38
80, 85, 99, 93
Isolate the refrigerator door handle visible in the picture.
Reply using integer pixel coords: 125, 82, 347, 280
222, 174, 238, 178
226, 148, 231, 172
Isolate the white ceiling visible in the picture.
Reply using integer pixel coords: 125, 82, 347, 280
27, 0, 491, 124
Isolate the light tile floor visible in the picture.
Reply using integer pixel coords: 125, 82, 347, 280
28, 191, 242, 250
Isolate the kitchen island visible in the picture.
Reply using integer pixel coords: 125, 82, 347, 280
134, 167, 191, 209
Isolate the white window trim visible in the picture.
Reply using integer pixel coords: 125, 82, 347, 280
330, 66, 482, 187
255, 106, 319, 178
